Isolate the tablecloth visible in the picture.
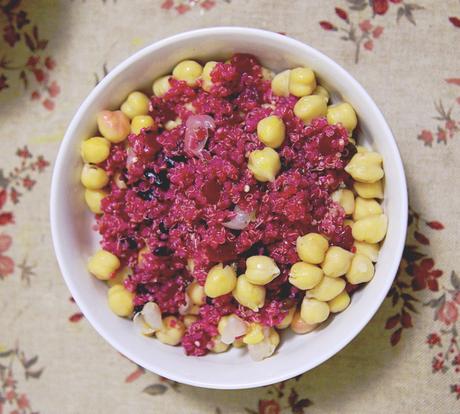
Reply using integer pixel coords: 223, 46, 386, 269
1, 0, 459, 413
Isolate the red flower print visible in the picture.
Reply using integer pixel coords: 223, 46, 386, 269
0, 234, 12, 252
0, 234, 14, 277
390, 0, 402, 3
45, 56, 56, 70
453, 354, 460, 366
161, 0, 174, 9
449, 17, 460, 28
426, 221, 444, 230
175, 4, 190, 14
22, 176, 36, 190
32, 68, 45, 83
258, 399, 281, 414
43, 98, 54, 111
31, 90, 40, 100
432, 357, 444, 373
427, 333, 441, 347
35, 156, 49, 172
364, 40, 373, 51
418, 129, 433, 146
359, 20, 372, 33
16, 146, 32, 159
436, 302, 458, 326
455, 291, 460, 305
372, 26, 384, 38
319, 21, 337, 31
47, 80, 60, 97
437, 128, 447, 143
411, 258, 443, 291
373, 0, 389, 15
3, 24, 20, 47
0, 212, 14, 225
335, 7, 348, 22
26, 56, 40, 67
451, 384, 460, 399
200, 0, 215, 10
17, 394, 29, 409
5, 390, 15, 401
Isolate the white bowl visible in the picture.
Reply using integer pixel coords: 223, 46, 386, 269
50, 27, 408, 389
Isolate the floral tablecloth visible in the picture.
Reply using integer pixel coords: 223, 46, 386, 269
1, 0, 460, 413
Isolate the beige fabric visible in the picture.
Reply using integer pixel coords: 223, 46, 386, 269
1, 0, 459, 412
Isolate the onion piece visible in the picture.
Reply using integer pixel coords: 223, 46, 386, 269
178, 294, 192, 315
133, 302, 162, 336
222, 206, 256, 230
126, 146, 137, 168
184, 115, 215, 158
248, 328, 276, 361
221, 315, 248, 345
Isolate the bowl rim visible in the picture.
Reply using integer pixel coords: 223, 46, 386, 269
50, 26, 408, 389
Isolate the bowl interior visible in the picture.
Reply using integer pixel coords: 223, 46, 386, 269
51, 27, 407, 389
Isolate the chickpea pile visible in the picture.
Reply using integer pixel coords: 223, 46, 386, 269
82, 58, 387, 360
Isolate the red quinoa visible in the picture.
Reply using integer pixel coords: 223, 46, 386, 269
97, 54, 355, 356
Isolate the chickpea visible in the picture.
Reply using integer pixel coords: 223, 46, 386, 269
210, 335, 230, 353
353, 241, 380, 262
301, 298, 330, 325
131, 115, 155, 135
261, 67, 275, 81
290, 310, 318, 334
345, 152, 384, 183
107, 266, 131, 287
296, 233, 329, 264
88, 250, 120, 280
289, 67, 317, 97
96, 110, 130, 143
308, 276, 346, 301
81, 137, 111, 164
201, 61, 218, 92
331, 189, 355, 216
84, 189, 107, 214
172, 60, 203, 87
243, 323, 265, 345
155, 316, 185, 346
344, 219, 354, 229
152, 75, 172, 97
346, 253, 375, 284
328, 290, 351, 313
257, 115, 286, 148
352, 214, 388, 244
204, 263, 237, 298
276, 307, 296, 329
137, 245, 150, 266
80, 164, 108, 190
164, 117, 182, 131
232, 274, 266, 311
356, 145, 369, 153
114, 172, 127, 189
120, 91, 150, 119
247, 147, 281, 182
312, 85, 329, 102
233, 337, 246, 348
187, 281, 205, 305
107, 285, 134, 317
267, 328, 280, 349
327, 102, 358, 132
353, 180, 384, 199
188, 305, 200, 315
271, 69, 291, 97
183, 315, 198, 328
353, 197, 382, 221
294, 95, 327, 123
245, 255, 280, 285
289, 262, 323, 290
321, 246, 354, 278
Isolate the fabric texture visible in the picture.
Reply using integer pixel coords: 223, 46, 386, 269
1, 0, 460, 412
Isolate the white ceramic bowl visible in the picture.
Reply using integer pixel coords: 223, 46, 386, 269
50, 27, 408, 389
